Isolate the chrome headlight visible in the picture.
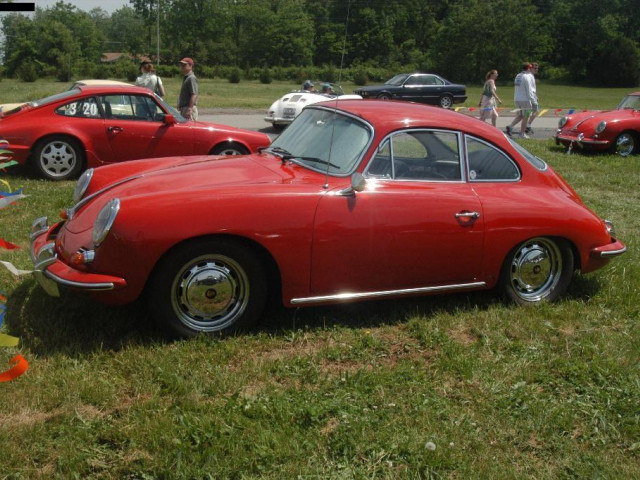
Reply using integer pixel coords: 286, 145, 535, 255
595, 121, 607, 134
604, 219, 616, 236
74, 168, 93, 203
92, 198, 120, 247
558, 117, 568, 128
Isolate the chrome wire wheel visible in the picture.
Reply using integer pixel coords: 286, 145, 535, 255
614, 132, 637, 157
171, 254, 250, 333
508, 237, 563, 303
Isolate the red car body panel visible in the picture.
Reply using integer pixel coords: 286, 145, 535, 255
0, 85, 270, 170
30, 101, 625, 312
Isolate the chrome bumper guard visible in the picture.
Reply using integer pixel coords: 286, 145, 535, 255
30, 216, 117, 297
30, 216, 61, 296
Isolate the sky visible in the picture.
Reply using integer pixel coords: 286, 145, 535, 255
31, 0, 130, 14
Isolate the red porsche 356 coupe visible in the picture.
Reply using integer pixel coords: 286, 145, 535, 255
0, 85, 271, 180
30, 100, 626, 337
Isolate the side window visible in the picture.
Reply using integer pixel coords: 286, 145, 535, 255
99, 95, 160, 121
366, 130, 461, 181
404, 76, 421, 86
466, 136, 520, 181
55, 97, 101, 118
367, 139, 393, 178
423, 76, 437, 85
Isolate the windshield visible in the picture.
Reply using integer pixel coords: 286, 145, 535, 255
617, 95, 640, 110
269, 107, 372, 175
154, 94, 187, 122
385, 74, 409, 86
507, 137, 547, 171
28, 89, 80, 108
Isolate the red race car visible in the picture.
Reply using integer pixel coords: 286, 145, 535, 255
30, 100, 626, 337
555, 92, 640, 156
0, 85, 271, 180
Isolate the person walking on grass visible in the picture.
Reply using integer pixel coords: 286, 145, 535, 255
505, 62, 536, 139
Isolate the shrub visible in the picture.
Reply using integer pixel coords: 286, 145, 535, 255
259, 67, 272, 84
228, 67, 241, 83
588, 37, 640, 87
199, 66, 215, 79
16, 61, 38, 82
353, 66, 368, 86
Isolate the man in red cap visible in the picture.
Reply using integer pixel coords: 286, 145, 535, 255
178, 57, 198, 120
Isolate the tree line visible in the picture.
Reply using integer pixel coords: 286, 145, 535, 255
1, 0, 639, 87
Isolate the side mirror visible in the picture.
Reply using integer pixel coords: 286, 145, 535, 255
163, 114, 177, 125
337, 172, 366, 197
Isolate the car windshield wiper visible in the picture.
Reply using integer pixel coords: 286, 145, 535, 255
261, 146, 293, 158
286, 155, 341, 169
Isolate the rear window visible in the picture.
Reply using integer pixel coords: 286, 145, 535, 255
507, 137, 548, 171
29, 89, 80, 108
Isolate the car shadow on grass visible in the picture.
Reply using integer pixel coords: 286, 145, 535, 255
5, 273, 604, 357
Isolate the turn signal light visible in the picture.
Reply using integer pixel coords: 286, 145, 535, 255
59, 209, 68, 220
70, 250, 95, 265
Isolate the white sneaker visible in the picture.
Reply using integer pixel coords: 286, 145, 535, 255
519, 133, 530, 139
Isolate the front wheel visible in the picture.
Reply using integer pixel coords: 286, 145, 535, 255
613, 131, 638, 157
210, 142, 249, 156
439, 95, 453, 109
377, 93, 392, 100
32, 135, 84, 180
500, 237, 574, 305
147, 238, 267, 337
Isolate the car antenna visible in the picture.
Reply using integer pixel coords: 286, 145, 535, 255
323, 0, 351, 189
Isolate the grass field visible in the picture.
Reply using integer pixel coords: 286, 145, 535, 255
0, 77, 634, 111
0, 133, 638, 477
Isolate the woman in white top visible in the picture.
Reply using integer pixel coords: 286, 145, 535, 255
135, 61, 166, 97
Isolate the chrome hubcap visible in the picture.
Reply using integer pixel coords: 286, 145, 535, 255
171, 254, 249, 332
509, 238, 561, 302
615, 134, 634, 157
41, 142, 76, 176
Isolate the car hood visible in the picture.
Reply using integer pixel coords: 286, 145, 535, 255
564, 108, 639, 129
68, 154, 290, 233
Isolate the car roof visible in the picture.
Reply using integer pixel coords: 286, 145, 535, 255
74, 79, 131, 86
317, 99, 493, 136
75, 84, 153, 95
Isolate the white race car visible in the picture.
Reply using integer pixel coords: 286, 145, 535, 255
265, 82, 361, 130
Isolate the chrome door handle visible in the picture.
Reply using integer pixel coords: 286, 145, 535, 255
455, 211, 480, 219
108, 126, 123, 133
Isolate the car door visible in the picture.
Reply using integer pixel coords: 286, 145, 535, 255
54, 96, 113, 161
310, 129, 485, 296
400, 74, 442, 104
100, 94, 194, 162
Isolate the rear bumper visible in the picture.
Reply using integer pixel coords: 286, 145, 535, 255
30, 217, 127, 297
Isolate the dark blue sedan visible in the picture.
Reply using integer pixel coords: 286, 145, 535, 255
354, 73, 467, 108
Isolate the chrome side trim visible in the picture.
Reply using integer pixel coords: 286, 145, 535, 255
291, 281, 486, 305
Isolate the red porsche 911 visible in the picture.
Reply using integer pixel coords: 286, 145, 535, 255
0, 85, 271, 180
30, 100, 626, 337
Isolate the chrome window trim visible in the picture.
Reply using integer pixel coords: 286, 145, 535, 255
363, 128, 465, 183
291, 281, 487, 305
464, 135, 521, 183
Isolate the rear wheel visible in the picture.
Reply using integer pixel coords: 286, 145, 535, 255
32, 135, 84, 180
147, 238, 267, 338
439, 95, 453, 109
500, 237, 574, 305
613, 131, 638, 157
210, 143, 249, 156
